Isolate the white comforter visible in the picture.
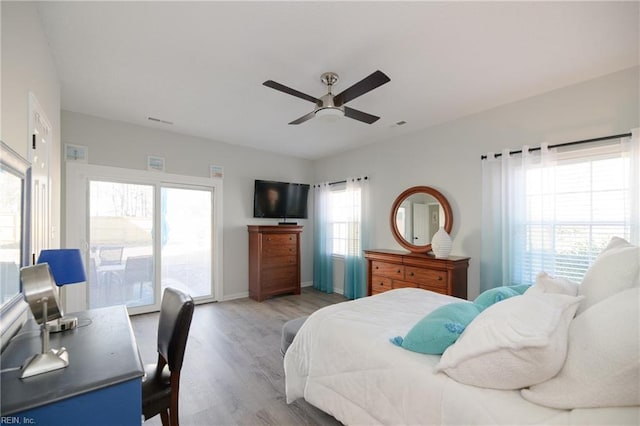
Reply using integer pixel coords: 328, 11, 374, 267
284, 288, 639, 425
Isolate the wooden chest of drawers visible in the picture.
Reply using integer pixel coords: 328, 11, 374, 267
365, 249, 469, 299
248, 225, 302, 302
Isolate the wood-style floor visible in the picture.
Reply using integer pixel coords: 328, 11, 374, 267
130, 287, 347, 426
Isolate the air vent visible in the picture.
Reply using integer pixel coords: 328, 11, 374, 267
147, 116, 173, 125
389, 120, 407, 128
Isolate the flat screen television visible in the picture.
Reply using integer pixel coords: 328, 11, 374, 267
253, 180, 310, 222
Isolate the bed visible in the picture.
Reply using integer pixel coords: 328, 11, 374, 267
284, 238, 640, 425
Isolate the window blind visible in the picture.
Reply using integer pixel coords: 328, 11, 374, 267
521, 143, 632, 283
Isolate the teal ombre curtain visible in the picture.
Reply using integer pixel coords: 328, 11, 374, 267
343, 177, 370, 299
313, 182, 333, 293
480, 147, 525, 293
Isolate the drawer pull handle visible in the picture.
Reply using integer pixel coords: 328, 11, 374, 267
410, 272, 414, 277
375, 266, 379, 270
396, 269, 401, 274
438, 276, 443, 281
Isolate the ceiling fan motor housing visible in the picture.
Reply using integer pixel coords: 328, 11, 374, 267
316, 93, 344, 114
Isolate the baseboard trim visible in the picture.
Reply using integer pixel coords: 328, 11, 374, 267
304, 284, 345, 295
221, 291, 249, 301
223, 283, 341, 301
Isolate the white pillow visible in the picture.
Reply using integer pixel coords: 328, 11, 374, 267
522, 287, 640, 409
577, 237, 640, 315
435, 293, 583, 390
526, 271, 579, 296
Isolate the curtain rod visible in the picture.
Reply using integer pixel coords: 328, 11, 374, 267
480, 132, 632, 160
329, 176, 368, 186
313, 176, 368, 188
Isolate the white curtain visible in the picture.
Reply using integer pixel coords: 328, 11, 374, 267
480, 144, 543, 291
344, 177, 370, 299
481, 130, 639, 292
628, 129, 640, 244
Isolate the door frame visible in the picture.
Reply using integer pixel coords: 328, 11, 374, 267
412, 203, 428, 245
28, 92, 52, 261
64, 163, 223, 314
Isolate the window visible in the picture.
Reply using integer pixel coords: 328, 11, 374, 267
522, 145, 633, 282
329, 184, 361, 256
481, 133, 638, 292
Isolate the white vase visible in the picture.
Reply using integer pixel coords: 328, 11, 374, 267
431, 227, 452, 258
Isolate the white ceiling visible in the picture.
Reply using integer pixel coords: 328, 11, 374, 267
36, 1, 639, 160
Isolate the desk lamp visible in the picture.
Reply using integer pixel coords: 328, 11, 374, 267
19, 263, 69, 378
37, 248, 87, 332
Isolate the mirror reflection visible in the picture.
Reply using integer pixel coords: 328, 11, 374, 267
395, 193, 446, 246
0, 169, 22, 304
0, 141, 30, 314
390, 186, 452, 253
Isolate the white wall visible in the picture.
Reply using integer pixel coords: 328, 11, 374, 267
313, 67, 640, 299
1, 2, 61, 247
61, 111, 315, 299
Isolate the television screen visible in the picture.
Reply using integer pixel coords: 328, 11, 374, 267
254, 180, 309, 219
284, 182, 310, 219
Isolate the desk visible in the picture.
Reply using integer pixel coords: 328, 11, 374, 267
0, 306, 144, 425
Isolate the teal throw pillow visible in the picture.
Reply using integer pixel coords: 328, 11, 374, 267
474, 286, 520, 311
390, 302, 482, 355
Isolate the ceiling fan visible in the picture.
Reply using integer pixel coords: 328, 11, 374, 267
263, 70, 391, 125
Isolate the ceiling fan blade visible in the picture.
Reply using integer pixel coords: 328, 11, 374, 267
344, 107, 380, 124
333, 70, 390, 106
288, 111, 316, 125
263, 80, 319, 104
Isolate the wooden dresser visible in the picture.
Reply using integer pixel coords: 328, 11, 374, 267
364, 249, 470, 299
248, 225, 302, 302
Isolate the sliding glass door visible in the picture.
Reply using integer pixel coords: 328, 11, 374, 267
160, 186, 212, 300
87, 180, 214, 313
89, 181, 155, 309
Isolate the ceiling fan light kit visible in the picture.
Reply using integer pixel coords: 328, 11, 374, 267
315, 107, 344, 122
315, 107, 344, 118
263, 70, 390, 125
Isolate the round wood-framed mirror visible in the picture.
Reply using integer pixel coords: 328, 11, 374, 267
390, 186, 453, 253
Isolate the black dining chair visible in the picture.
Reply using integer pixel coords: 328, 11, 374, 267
124, 255, 153, 300
142, 287, 194, 426
98, 245, 124, 266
